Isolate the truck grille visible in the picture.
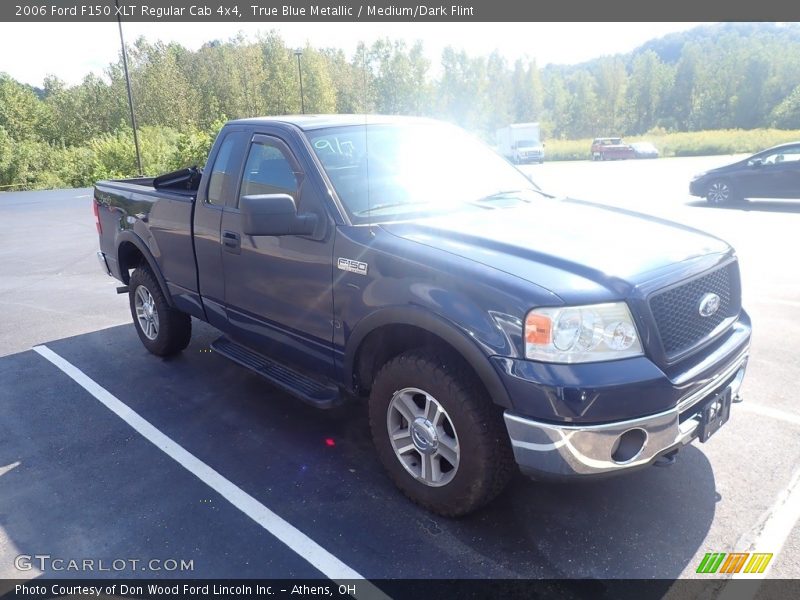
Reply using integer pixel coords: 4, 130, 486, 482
649, 263, 740, 360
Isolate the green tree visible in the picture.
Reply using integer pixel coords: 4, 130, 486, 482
436, 47, 489, 134
624, 50, 673, 133
0, 73, 47, 141
511, 59, 543, 123
595, 57, 627, 133
771, 84, 800, 128
362, 39, 430, 115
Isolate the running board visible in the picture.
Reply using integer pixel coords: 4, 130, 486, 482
211, 337, 342, 409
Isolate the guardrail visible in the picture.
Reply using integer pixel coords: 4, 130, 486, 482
0, 183, 28, 191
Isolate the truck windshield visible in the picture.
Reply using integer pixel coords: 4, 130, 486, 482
307, 122, 541, 223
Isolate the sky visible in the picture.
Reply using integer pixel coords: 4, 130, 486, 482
0, 22, 706, 88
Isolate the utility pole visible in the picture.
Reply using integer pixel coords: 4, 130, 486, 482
116, 0, 143, 175
294, 49, 305, 114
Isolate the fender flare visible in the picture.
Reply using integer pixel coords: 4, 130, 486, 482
344, 306, 513, 408
115, 231, 176, 308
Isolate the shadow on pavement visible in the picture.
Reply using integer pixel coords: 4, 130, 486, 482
1, 323, 719, 579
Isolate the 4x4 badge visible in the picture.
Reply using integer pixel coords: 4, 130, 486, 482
699, 293, 721, 317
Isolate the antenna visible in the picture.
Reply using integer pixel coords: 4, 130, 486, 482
362, 48, 373, 235
116, 0, 143, 176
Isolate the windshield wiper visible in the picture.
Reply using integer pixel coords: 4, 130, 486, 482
472, 188, 553, 205
354, 201, 431, 216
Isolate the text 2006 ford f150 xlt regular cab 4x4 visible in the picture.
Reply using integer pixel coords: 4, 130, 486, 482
94, 116, 751, 516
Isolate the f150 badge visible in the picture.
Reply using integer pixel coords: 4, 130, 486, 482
338, 257, 368, 275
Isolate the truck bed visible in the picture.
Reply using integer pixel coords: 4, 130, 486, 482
94, 175, 200, 311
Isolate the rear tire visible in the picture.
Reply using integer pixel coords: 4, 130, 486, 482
368, 348, 515, 517
129, 265, 191, 356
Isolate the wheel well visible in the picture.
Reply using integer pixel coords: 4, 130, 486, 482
117, 241, 146, 284
353, 324, 483, 397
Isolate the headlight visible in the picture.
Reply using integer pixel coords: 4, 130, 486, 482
524, 302, 643, 363
692, 172, 707, 180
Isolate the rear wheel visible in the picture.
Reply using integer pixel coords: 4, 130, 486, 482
706, 179, 738, 205
129, 265, 191, 356
368, 348, 515, 517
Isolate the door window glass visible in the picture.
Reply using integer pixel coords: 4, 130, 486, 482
207, 133, 244, 205
239, 141, 299, 204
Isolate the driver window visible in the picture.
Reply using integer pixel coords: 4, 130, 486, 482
760, 148, 800, 165
239, 141, 299, 206
781, 147, 800, 162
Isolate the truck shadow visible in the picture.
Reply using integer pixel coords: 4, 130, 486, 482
1, 323, 718, 580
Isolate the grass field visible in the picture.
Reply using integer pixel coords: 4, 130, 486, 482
545, 129, 800, 161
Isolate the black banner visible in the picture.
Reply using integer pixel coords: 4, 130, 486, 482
2, 579, 800, 600
2, 0, 800, 22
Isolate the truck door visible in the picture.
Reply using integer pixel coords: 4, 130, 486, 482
194, 128, 248, 330
219, 132, 335, 378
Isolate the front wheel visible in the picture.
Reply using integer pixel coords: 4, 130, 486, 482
129, 266, 192, 356
368, 349, 515, 517
706, 179, 738, 205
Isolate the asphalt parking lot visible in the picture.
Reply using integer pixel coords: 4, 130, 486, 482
1, 156, 799, 589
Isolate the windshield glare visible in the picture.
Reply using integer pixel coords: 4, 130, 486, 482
307, 122, 538, 222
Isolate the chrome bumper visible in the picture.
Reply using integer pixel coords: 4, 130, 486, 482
97, 251, 112, 276
504, 350, 749, 478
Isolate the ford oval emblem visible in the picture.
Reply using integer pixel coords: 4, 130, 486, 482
698, 293, 721, 317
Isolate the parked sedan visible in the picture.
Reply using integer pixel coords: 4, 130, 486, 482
690, 142, 800, 204
631, 142, 659, 159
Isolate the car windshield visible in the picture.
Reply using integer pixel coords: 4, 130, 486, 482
307, 122, 542, 223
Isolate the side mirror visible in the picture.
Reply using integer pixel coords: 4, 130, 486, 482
749, 158, 763, 167
240, 194, 318, 236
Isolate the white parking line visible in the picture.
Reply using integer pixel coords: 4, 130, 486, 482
33, 344, 389, 600
731, 467, 800, 579
738, 402, 800, 427
713, 468, 800, 600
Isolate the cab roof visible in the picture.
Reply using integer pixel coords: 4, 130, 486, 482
229, 114, 437, 131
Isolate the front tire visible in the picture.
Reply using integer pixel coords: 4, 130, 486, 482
706, 179, 738, 205
368, 349, 515, 517
129, 266, 191, 356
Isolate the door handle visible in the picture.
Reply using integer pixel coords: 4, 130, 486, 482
222, 230, 241, 254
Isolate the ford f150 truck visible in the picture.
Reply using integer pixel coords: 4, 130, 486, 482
94, 115, 751, 516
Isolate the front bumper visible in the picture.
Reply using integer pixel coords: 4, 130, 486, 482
504, 348, 748, 478
689, 179, 706, 197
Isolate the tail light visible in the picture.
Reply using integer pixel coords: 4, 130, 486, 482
93, 198, 102, 234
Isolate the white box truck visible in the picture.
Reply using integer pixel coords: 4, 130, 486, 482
496, 123, 544, 164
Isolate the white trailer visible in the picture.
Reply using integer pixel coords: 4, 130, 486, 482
496, 123, 544, 164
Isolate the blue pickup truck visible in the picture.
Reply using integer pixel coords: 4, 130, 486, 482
94, 115, 751, 516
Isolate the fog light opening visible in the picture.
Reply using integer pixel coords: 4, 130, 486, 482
611, 428, 648, 464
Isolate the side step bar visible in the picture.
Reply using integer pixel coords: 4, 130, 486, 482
210, 337, 342, 409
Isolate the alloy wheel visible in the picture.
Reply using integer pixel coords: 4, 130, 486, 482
386, 387, 460, 487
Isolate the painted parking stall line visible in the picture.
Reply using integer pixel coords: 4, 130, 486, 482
33, 344, 390, 600
738, 402, 800, 427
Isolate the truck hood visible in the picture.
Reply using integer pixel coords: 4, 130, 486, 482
380, 199, 730, 298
